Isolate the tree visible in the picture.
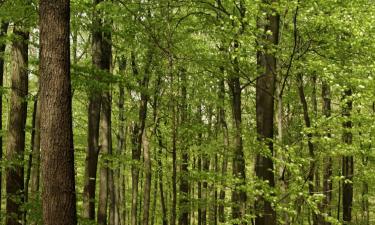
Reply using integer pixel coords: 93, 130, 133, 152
254, 0, 279, 224
39, 0, 77, 224
5, 23, 29, 225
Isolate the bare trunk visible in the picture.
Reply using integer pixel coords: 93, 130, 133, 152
296, 74, 317, 225
342, 89, 353, 223
83, 0, 105, 219
322, 81, 332, 225
117, 58, 126, 225
142, 132, 151, 225
179, 68, 189, 225
24, 96, 40, 225
0, 21, 9, 217
39, 1, 77, 224
5, 25, 29, 225
254, 1, 279, 225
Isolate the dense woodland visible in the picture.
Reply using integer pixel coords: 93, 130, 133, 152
0, 0, 374, 225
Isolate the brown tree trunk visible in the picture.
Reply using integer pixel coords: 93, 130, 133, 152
5, 25, 29, 225
39, 0, 77, 224
24, 96, 41, 225
254, 1, 279, 225
83, 0, 104, 220
131, 50, 152, 225
0, 21, 9, 218
218, 78, 229, 223
228, 42, 246, 223
117, 57, 126, 225
342, 89, 353, 223
142, 132, 151, 225
97, 19, 112, 224
296, 74, 318, 225
179, 68, 189, 225
322, 81, 332, 225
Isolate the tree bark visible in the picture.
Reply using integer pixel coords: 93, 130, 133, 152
179, 68, 189, 225
39, 0, 77, 224
142, 132, 151, 225
342, 89, 353, 223
83, 0, 104, 219
117, 57, 127, 225
0, 21, 9, 218
296, 73, 318, 225
228, 42, 246, 223
5, 25, 29, 225
97, 17, 112, 224
322, 81, 332, 225
24, 96, 41, 225
255, 1, 279, 224
218, 78, 229, 223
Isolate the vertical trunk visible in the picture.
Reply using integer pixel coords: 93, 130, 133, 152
254, 1, 279, 225
228, 42, 246, 223
39, 0, 77, 224
218, 78, 229, 223
24, 96, 41, 225
342, 89, 353, 223
322, 81, 332, 225
117, 58, 126, 225
83, 0, 104, 219
131, 50, 152, 225
296, 74, 317, 225
179, 68, 189, 225
5, 26, 29, 225
97, 19, 112, 225
152, 72, 168, 225
142, 132, 151, 225
228, 75, 246, 223
0, 21, 9, 217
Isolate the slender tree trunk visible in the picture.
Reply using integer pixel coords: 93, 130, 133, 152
0, 21, 9, 218
131, 50, 152, 225
39, 0, 77, 224
83, 0, 104, 219
228, 43, 246, 223
254, 1, 279, 225
24, 96, 40, 225
97, 19, 112, 224
217, 78, 229, 223
322, 81, 332, 225
142, 132, 151, 225
179, 68, 189, 225
342, 89, 353, 223
117, 57, 126, 225
296, 74, 318, 225
5, 25, 29, 225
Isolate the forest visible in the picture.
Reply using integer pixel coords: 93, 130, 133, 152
0, 0, 374, 225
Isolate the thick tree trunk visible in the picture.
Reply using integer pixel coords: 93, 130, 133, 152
321, 81, 332, 225
342, 89, 353, 223
0, 21, 9, 217
254, 1, 279, 225
5, 25, 29, 225
83, 0, 104, 219
39, 1, 77, 224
